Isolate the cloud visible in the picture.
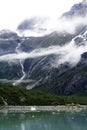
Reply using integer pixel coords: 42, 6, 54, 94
17, 15, 87, 37
0, 0, 82, 30
16, 1, 87, 36
0, 31, 87, 67
0, 0, 87, 68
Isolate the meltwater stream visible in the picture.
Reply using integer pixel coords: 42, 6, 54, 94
0, 110, 87, 130
13, 40, 26, 86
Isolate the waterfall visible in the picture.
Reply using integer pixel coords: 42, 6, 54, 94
13, 39, 26, 86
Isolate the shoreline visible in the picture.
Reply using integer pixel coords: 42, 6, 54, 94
0, 105, 87, 112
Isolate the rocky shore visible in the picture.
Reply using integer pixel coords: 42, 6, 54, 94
0, 105, 87, 113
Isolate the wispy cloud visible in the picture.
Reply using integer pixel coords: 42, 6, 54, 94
17, 15, 87, 37
0, 33, 87, 67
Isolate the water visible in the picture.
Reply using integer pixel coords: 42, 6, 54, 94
13, 41, 26, 86
0, 111, 87, 130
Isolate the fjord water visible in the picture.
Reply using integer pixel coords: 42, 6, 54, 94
0, 111, 87, 130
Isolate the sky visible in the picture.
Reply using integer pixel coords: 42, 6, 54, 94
0, 0, 82, 31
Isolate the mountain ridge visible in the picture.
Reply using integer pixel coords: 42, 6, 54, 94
62, 0, 87, 18
0, 1, 87, 95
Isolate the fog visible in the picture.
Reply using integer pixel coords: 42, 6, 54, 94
0, 0, 87, 68
0, 32, 87, 67
18, 16, 87, 37
1, 18, 87, 67
0, 0, 82, 31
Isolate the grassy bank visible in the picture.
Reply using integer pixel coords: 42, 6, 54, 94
0, 83, 87, 106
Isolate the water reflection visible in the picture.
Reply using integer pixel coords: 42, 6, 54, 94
0, 111, 87, 130
21, 123, 25, 130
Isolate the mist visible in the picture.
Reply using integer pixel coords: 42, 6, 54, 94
1, 16, 87, 67
0, 33, 87, 67
0, 0, 82, 31
0, 0, 87, 68
17, 15, 87, 37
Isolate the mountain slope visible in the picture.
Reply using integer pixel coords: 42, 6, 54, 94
62, 1, 87, 18
0, 1, 87, 96
1, 83, 87, 105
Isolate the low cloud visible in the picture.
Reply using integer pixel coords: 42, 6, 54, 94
17, 16, 87, 37
0, 31, 87, 67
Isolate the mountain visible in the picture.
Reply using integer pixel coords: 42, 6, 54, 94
62, 0, 87, 18
17, 17, 49, 36
0, 1, 87, 95
0, 30, 74, 86
17, 17, 48, 31
33, 1, 87, 95
0, 29, 19, 39
1, 83, 87, 105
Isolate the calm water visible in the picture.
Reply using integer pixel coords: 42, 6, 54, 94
0, 110, 87, 130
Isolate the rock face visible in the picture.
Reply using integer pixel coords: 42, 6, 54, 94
0, 31, 87, 95
81, 52, 87, 59
17, 16, 48, 36
0, 30, 74, 87
65, 75, 87, 95
62, 1, 87, 18
0, 30, 18, 39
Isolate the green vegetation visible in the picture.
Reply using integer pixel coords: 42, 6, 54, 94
0, 83, 87, 106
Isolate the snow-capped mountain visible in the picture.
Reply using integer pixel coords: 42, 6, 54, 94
62, 0, 87, 18
0, 1, 87, 95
